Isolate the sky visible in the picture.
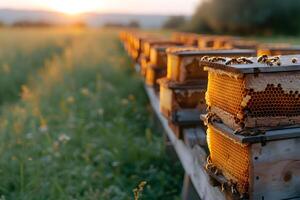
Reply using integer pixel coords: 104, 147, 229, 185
0, 0, 201, 15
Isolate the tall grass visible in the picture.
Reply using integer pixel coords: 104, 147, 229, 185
0, 28, 76, 104
0, 28, 183, 200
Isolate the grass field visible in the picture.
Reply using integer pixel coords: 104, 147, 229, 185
0, 28, 183, 200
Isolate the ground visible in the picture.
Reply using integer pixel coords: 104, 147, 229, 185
0, 28, 183, 200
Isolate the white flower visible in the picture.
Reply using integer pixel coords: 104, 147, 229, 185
59, 134, 71, 142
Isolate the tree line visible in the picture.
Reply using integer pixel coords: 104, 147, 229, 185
163, 0, 300, 35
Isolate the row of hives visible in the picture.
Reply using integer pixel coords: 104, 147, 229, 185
119, 30, 300, 200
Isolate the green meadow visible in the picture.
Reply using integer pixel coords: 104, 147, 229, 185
0, 28, 183, 200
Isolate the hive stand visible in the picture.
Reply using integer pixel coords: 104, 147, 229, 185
145, 84, 226, 200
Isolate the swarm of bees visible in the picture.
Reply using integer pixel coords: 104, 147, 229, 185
257, 55, 281, 66
225, 57, 253, 65
201, 56, 253, 65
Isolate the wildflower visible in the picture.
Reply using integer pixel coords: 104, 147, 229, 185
58, 134, 71, 142
81, 88, 90, 96
66, 96, 75, 104
133, 181, 147, 200
39, 117, 48, 133
28, 157, 33, 161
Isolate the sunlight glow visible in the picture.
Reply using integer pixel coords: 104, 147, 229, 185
45, 0, 102, 15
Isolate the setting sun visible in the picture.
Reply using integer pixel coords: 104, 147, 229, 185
46, 0, 101, 15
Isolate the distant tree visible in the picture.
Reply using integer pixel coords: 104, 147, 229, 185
162, 16, 187, 30
103, 22, 125, 28
186, 0, 300, 35
127, 20, 140, 28
12, 21, 53, 28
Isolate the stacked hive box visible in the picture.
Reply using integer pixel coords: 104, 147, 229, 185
257, 45, 300, 56
139, 39, 183, 76
159, 48, 256, 137
145, 44, 188, 91
198, 35, 237, 49
171, 32, 201, 46
201, 55, 300, 199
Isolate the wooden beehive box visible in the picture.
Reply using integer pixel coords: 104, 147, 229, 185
203, 55, 300, 131
159, 77, 207, 124
257, 45, 300, 56
171, 32, 201, 46
227, 39, 259, 50
145, 44, 187, 90
198, 36, 237, 49
166, 48, 255, 84
139, 39, 183, 76
201, 116, 300, 200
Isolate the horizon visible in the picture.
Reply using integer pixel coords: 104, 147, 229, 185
0, 0, 200, 16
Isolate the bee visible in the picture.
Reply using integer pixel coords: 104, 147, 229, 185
225, 58, 238, 65
292, 57, 298, 63
257, 54, 268, 63
238, 57, 254, 64
216, 57, 227, 62
276, 61, 281, 66
208, 56, 216, 62
201, 55, 210, 61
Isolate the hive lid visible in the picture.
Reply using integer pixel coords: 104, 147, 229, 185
202, 55, 300, 74
259, 44, 300, 51
158, 78, 207, 89
167, 48, 256, 57
200, 114, 300, 144
152, 44, 187, 52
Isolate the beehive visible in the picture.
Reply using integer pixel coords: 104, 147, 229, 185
198, 35, 237, 49
139, 39, 183, 76
257, 45, 300, 56
166, 48, 255, 84
203, 55, 300, 130
227, 39, 258, 50
159, 78, 207, 123
171, 32, 201, 46
145, 44, 186, 90
130, 34, 160, 62
203, 118, 300, 199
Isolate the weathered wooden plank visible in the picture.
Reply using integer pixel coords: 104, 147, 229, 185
144, 85, 226, 200
250, 138, 300, 200
182, 175, 201, 200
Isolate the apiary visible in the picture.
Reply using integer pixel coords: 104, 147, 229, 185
203, 54, 300, 131
257, 45, 300, 56
202, 116, 300, 199
166, 48, 255, 84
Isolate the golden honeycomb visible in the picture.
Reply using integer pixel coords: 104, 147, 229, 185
205, 55, 300, 129
206, 72, 245, 126
207, 125, 250, 194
